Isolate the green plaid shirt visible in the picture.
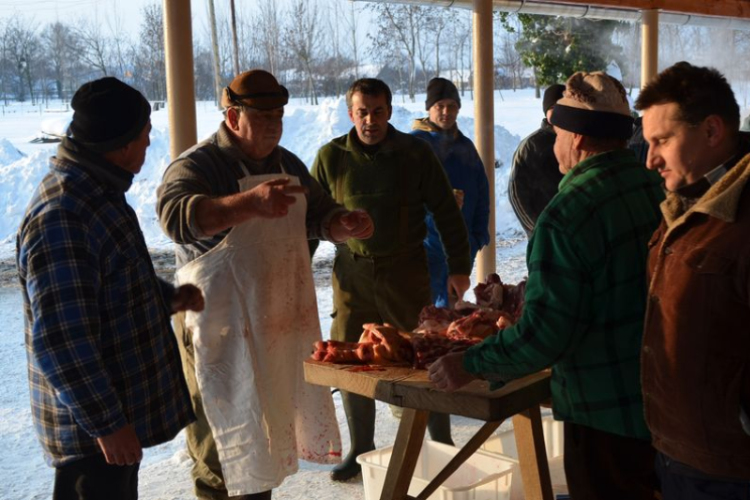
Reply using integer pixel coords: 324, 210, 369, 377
464, 149, 664, 439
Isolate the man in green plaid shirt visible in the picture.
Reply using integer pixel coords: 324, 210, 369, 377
429, 72, 664, 500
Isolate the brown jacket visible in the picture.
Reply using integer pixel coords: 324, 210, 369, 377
643, 151, 750, 479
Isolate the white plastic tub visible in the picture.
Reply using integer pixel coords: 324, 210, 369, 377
356, 439, 517, 500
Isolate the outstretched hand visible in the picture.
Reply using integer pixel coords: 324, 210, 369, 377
172, 284, 205, 313
248, 177, 309, 218
329, 209, 374, 242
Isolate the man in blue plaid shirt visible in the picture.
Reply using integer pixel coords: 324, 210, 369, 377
17, 77, 204, 500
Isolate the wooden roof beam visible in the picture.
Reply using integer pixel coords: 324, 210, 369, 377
547, 0, 750, 20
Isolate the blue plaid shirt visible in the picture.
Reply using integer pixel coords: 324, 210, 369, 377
17, 153, 194, 466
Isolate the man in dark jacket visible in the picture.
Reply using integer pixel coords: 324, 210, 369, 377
637, 61, 750, 499
409, 77, 490, 447
508, 84, 565, 235
429, 71, 664, 500
17, 77, 203, 500
312, 78, 471, 482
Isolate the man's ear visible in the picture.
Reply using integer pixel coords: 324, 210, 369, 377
704, 115, 727, 147
572, 133, 586, 151
226, 107, 240, 130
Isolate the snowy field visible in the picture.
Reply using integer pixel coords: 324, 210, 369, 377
0, 89, 541, 500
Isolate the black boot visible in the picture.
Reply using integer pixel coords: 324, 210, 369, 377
330, 391, 376, 482
428, 412, 454, 446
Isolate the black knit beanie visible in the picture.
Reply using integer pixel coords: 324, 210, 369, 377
425, 77, 461, 111
542, 84, 565, 114
69, 77, 151, 153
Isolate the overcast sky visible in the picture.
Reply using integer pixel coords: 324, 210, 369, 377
7, 0, 220, 36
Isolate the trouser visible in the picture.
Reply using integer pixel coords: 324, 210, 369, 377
331, 246, 431, 340
174, 312, 273, 500
331, 246, 432, 455
53, 454, 139, 500
656, 452, 750, 500
563, 422, 659, 500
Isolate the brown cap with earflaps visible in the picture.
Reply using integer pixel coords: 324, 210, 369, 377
220, 69, 289, 110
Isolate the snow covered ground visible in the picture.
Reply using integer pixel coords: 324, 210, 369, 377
0, 89, 540, 500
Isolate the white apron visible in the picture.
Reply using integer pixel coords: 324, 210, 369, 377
176, 167, 341, 496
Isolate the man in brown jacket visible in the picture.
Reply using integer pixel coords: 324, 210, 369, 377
637, 61, 750, 499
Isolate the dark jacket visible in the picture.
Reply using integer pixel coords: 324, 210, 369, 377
643, 151, 750, 479
508, 119, 564, 235
466, 149, 664, 439
410, 118, 490, 306
17, 140, 194, 466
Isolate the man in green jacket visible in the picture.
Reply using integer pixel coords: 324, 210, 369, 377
311, 78, 471, 482
429, 72, 664, 500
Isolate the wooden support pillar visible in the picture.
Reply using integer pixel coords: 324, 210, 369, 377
472, 0, 496, 281
641, 9, 659, 88
163, 0, 198, 160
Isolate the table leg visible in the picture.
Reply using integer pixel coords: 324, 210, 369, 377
379, 408, 429, 500
512, 405, 554, 500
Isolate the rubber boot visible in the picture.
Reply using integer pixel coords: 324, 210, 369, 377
428, 412, 454, 446
330, 391, 376, 482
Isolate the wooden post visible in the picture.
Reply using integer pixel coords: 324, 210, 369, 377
472, 0, 496, 282
163, 0, 197, 161
641, 9, 659, 88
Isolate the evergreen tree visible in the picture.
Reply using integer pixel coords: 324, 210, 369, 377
501, 13, 624, 89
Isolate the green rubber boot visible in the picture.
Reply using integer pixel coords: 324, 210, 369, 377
330, 391, 376, 482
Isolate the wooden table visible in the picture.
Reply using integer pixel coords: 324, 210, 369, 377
304, 360, 554, 500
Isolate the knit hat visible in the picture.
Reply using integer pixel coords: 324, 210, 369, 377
550, 72, 634, 139
542, 84, 565, 114
69, 77, 151, 153
221, 69, 289, 110
425, 77, 461, 111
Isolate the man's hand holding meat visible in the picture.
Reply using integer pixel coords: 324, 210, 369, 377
329, 208, 374, 242
428, 351, 477, 392
447, 274, 471, 304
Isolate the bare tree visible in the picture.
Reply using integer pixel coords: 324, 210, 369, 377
285, 0, 321, 104
253, 0, 283, 76
42, 22, 76, 99
2, 15, 41, 103
495, 16, 524, 90
369, 4, 431, 101
73, 18, 111, 77
345, 2, 362, 80
134, 3, 166, 100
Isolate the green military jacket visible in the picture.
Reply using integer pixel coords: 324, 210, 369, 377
311, 125, 471, 275
464, 149, 664, 440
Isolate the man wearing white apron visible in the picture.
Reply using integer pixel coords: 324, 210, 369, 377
157, 70, 373, 500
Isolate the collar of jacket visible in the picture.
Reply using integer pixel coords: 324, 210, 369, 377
558, 148, 635, 192
344, 124, 411, 157
540, 118, 553, 133
411, 117, 459, 138
215, 121, 282, 171
662, 150, 750, 227
55, 137, 134, 193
